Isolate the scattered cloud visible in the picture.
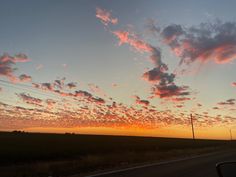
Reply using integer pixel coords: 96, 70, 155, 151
40, 83, 54, 91
88, 83, 107, 97
152, 84, 190, 99
67, 82, 77, 89
13, 53, 30, 63
46, 99, 56, 109
32, 79, 106, 105
142, 67, 175, 85
54, 78, 66, 89
75, 90, 106, 104
111, 83, 118, 87
0, 53, 30, 82
134, 95, 150, 106
217, 98, 235, 106
17, 93, 43, 107
109, 13, 191, 102
19, 74, 32, 82
197, 103, 202, 107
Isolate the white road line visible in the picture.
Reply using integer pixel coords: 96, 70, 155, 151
84, 151, 222, 177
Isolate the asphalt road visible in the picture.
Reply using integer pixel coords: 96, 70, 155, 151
85, 150, 236, 177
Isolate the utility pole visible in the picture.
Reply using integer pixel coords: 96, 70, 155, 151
190, 114, 195, 140
230, 129, 233, 141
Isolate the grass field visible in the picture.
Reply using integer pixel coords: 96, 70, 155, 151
0, 131, 233, 177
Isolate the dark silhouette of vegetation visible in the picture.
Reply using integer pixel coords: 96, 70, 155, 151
0, 131, 234, 177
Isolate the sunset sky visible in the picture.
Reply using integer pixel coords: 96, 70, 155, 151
0, 0, 236, 139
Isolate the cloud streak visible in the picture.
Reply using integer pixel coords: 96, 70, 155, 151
96, 7, 118, 26
17, 93, 43, 107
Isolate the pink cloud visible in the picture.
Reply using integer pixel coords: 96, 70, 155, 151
113, 30, 153, 53
112, 31, 174, 86
96, 7, 118, 26
232, 82, 236, 87
97, 8, 191, 102
46, 99, 56, 109
159, 22, 236, 65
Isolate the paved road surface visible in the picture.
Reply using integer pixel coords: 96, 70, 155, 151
85, 150, 236, 177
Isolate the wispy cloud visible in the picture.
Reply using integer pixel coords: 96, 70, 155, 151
96, 7, 118, 26
113, 31, 154, 53
75, 90, 106, 104
17, 93, 43, 107
32, 79, 106, 105
108, 14, 191, 102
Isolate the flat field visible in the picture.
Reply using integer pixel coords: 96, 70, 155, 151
0, 132, 232, 177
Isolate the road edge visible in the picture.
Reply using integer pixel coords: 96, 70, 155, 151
82, 150, 225, 177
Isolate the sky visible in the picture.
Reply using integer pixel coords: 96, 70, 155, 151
0, 0, 236, 139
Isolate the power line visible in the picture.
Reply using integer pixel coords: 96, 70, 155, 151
0, 79, 64, 101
